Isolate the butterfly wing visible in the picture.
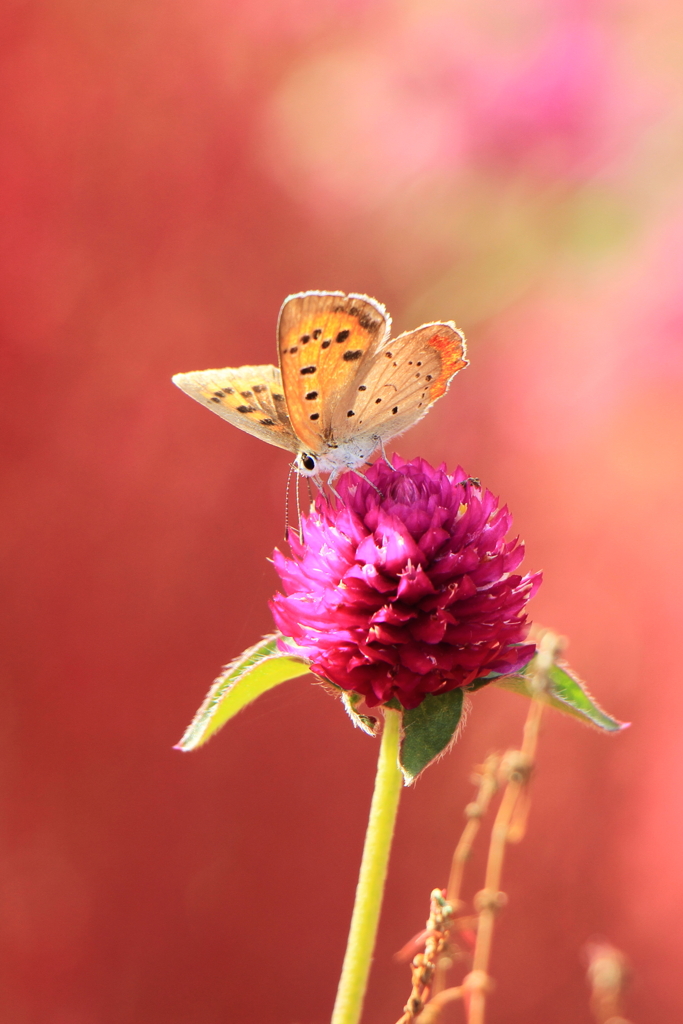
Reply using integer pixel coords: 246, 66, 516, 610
172, 364, 300, 453
328, 321, 468, 443
277, 291, 391, 453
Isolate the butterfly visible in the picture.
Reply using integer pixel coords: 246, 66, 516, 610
172, 290, 468, 481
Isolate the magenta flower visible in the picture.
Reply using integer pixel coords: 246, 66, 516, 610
270, 456, 541, 710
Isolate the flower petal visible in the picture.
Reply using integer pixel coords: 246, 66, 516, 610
270, 456, 541, 710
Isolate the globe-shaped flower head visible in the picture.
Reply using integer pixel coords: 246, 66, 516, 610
271, 456, 541, 710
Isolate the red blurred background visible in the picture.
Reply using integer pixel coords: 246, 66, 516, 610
2, 1, 682, 1021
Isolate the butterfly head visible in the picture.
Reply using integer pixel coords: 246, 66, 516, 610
293, 434, 382, 479
295, 451, 319, 476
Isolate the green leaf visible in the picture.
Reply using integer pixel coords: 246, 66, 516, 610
340, 690, 379, 736
494, 657, 627, 733
175, 634, 311, 751
399, 688, 465, 785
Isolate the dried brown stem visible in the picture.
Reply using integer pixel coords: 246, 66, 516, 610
394, 890, 454, 1024
464, 630, 562, 1024
446, 753, 500, 908
414, 986, 463, 1024
397, 630, 565, 1024
395, 888, 454, 1024
426, 754, 499, 999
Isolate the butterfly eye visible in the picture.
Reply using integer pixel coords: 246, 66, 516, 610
301, 454, 316, 472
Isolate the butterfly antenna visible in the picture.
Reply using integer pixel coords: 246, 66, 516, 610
284, 461, 296, 541
295, 467, 304, 536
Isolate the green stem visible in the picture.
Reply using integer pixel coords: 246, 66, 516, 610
330, 707, 403, 1024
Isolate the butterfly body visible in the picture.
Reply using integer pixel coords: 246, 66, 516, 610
172, 291, 468, 479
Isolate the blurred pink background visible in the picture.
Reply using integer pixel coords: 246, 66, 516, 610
2, 1, 682, 1021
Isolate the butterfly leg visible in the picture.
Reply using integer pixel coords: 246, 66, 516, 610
306, 472, 338, 503
374, 436, 396, 470
323, 473, 343, 501
349, 467, 383, 495
325, 468, 378, 500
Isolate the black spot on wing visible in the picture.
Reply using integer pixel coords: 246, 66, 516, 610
359, 315, 378, 331
343, 349, 363, 362
331, 302, 380, 333
300, 366, 316, 375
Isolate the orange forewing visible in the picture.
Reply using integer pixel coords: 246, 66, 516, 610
278, 293, 388, 451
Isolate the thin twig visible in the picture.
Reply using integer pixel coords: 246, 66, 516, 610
428, 753, 500, 997
464, 630, 563, 1024
414, 986, 463, 1024
446, 753, 501, 907
399, 630, 565, 1024
394, 890, 454, 1024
